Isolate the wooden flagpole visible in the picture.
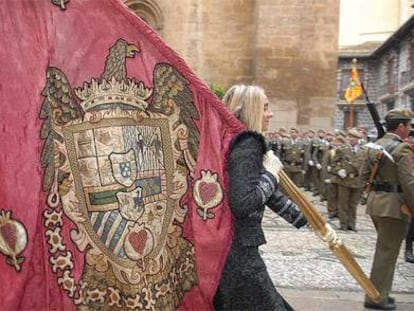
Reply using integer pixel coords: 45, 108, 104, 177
279, 170, 381, 303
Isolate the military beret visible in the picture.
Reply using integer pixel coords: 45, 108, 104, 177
347, 128, 362, 139
290, 127, 299, 133
334, 135, 346, 144
335, 129, 346, 137
317, 129, 326, 133
307, 129, 315, 134
279, 127, 287, 132
385, 108, 414, 121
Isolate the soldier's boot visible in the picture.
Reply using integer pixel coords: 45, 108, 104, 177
405, 238, 414, 263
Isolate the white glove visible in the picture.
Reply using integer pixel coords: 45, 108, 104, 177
308, 160, 314, 166
338, 169, 347, 179
324, 179, 332, 184
316, 163, 322, 170
263, 150, 283, 182
327, 165, 331, 172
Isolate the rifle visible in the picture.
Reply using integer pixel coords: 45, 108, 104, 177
361, 83, 385, 139
361, 83, 414, 137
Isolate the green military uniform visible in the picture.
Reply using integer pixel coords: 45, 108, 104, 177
269, 134, 280, 157
322, 137, 344, 218
318, 140, 331, 201
360, 109, 414, 308
310, 137, 323, 196
276, 136, 286, 159
330, 133, 364, 231
302, 135, 314, 191
282, 137, 304, 186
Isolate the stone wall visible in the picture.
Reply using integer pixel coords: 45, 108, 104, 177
254, 0, 339, 130
125, 0, 340, 131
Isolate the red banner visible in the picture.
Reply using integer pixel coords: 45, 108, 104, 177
0, 1, 243, 310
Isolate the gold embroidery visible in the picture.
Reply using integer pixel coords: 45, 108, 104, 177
40, 39, 201, 309
51, 0, 69, 10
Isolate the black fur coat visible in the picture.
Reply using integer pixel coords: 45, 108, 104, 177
214, 131, 307, 311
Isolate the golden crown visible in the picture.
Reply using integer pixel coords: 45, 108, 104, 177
74, 77, 153, 112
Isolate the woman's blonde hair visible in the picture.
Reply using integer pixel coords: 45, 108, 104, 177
222, 84, 266, 132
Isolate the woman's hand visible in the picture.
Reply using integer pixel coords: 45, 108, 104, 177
263, 150, 283, 182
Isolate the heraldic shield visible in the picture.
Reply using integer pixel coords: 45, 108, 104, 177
40, 39, 202, 310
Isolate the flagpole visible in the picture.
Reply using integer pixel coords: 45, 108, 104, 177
278, 170, 381, 303
350, 101, 354, 128
345, 58, 362, 129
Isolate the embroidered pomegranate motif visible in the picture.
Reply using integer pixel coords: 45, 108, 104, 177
0, 222, 17, 252
128, 230, 147, 255
199, 182, 218, 205
0, 210, 28, 271
193, 170, 224, 220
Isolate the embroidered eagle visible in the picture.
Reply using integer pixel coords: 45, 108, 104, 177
40, 38, 200, 194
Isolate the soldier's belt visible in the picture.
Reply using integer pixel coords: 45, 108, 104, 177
285, 161, 302, 166
372, 183, 402, 193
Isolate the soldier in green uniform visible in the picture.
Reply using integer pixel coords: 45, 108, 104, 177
268, 131, 279, 156
302, 129, 315, 191
310, 129, 325, 196
322, 134, 345, 219
318, 132, 334, 202
360, 108, 414, 310
282, 127, 304, 186
330, 129, 365, 231
275, 127, 288, 159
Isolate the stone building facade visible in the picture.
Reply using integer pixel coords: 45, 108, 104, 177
124, 0, 340, 131
336, 16, 414, 132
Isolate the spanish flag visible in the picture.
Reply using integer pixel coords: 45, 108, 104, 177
345, 59, 363, 103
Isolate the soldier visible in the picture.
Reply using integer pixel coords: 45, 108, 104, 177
403, 136, 414, 264
360, 108, 414, 310
330, 129, 365, 231
358, 127, 368, 145
310, 129, 326, 196
279, 127, 288, 138
268, 131, 279, 156
302, 129, 315, 191
322, 134, 345, 218
275, 127, 288, 159
282, 127, 304, 186
318, 132, 334, 202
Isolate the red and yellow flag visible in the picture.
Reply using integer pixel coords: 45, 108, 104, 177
345, 59, 363, 103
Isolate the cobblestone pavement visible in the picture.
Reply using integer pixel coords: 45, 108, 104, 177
261, 189, 414, 310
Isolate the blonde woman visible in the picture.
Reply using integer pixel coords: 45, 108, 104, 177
214, 85, 307, 310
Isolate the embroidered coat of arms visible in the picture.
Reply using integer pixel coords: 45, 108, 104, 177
39, 39, 215, 310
